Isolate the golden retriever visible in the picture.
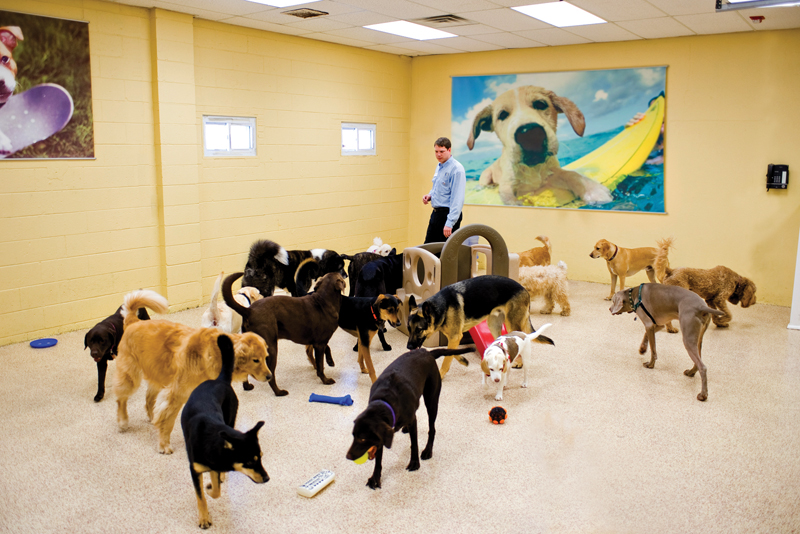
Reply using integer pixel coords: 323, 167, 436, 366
113, 289, 271, 454
467, 85, 612, 206
590, 238, 672, 300
518, 235, 551, 267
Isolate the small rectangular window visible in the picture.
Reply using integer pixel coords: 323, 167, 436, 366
203, 116, 257, 157
341, 122, 376, 156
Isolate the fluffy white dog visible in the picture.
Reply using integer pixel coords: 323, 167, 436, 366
366, 237, 393, 257
201, 272, 263, 334
518, 261, 571, 316
481, 325, 552, 401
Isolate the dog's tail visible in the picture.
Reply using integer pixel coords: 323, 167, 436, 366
121, 289, 169, 328
205, 272, 224, 326
216, 334, 235, 383
248, 239, 289, 267
702, 307, 726, 318
556, 260, 567, 272
222, 272, 249, 319
294, 257, 320, 296
524, 323, 553, 346
536, 235, 551, 255
527, 321, 555, 346
654, 237, 674, 282
429, 346, 473, 367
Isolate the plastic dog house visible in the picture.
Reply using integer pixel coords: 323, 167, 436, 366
396, 224, 519, 347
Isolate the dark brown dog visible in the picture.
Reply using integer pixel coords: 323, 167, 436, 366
241, 239, 346, 297
346, 346, 472, 489
84, 306, 149, 402
223, 271, 346, 396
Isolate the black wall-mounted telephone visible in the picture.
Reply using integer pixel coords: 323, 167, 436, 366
767, 164, 789, 190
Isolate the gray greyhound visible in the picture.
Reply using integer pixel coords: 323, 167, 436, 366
609, 283, 725, 402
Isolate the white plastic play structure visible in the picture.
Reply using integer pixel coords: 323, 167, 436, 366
396, 224, 520, 347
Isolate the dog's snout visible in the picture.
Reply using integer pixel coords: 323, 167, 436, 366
515, 124, 546, 152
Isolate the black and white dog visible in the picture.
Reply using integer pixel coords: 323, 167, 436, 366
242, 239, 346, 297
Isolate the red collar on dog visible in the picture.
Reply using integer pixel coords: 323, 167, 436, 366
370, 302, 379, 322
609, 244, 619, 261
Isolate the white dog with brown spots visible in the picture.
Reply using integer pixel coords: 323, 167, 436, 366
481, 324, 552, 401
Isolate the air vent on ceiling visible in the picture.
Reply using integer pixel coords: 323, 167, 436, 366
414, 14, 474, 27
283, 8, 328, 19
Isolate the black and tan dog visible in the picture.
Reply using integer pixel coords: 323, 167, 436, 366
346, 346, 473, 490
84, 305, 149, 402
351, 254, 404, 352
610, 283, 726, 402
180, 335, 268, 529
406, 275, 554, 378
305, 294, 402, 382
223, 271, 346, 396
241, 239, 346, 297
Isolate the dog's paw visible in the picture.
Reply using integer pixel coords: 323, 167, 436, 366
511, 359, 523, 369
421, 447, 433, 461
666, 325, 679, 334
521, 381, 528, 389
581, 183, 613, 205
697, 392, 708, 402
495, 393, 504, 401
381, 343, 392, 351
406, 459, 421, 471
117, 420, 129, 432
159, 444, 174, 455
540, 309, 553, 315
604, 295, 613, 301
643, 361, 655, 369
322, 377, 335, 385
199, 518, 212, 529
560, 309, 570, 316
242, 381, 254, 391
94, 392, 105, 402
367, 477, 381, 490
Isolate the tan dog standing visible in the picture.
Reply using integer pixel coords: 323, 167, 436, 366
467, 85, 612, 206
518, 235, 551, 267
590, 238, 672, 300
0, 26, 24, 154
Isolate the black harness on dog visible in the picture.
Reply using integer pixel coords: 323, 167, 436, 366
628, 284, 657, 324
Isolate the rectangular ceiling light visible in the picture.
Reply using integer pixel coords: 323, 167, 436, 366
719, 0, 800, 8
512, 2, 606, 27
364, 21, 457, 40
244, 0, 318, 7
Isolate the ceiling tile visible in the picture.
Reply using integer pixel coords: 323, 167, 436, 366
324, 25, 419, 44
434, 36, 506, 51
469, 31, 546, 47
570, 0, 667, 22
323, 10, 397, 27
459, 7, 553, 31
336, 0, 448, 20
219, 15, 317, 35
616, 16, 695, 39
740, 6, 800, 30
644, 0, 714, 16
564, 21, 644, 42
364, 43, 422, 55
513, 27, 594, 46
285, 17, 354, 31
302, 31, 374, 47
675, 12, 755, 35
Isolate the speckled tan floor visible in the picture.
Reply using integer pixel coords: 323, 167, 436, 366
1, 280, 799, 533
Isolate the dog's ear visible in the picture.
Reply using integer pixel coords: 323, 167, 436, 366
0, 27, 23, 50
408, 295, 417, 311
250, 421, 265, 435
420, 301, 434, 322
83, 332, 89, 349
549, 92, 586, 137
467, 104, 494, 150
480, 357, 490, 376
380, 422, 394, 449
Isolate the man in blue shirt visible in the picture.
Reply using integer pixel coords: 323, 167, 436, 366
422, 137, 466, 243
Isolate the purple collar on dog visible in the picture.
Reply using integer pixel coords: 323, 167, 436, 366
376, 400, 396, 428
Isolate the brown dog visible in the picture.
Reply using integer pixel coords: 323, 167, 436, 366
610, 283, 725, 401
222, 271, 346, 396
663, 266, 756, 327
113, 290, 271, 454
590, 238, 672, 300
0, 26, 23, 154
518, 235, 551, 267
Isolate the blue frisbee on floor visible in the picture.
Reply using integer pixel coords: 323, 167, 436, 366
30, 338, 57, 348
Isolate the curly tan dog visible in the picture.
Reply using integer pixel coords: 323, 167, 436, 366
518, 261, 570, 316
590, 238, 672, 300
114, 290, 271, 454
518, 235, 551, 267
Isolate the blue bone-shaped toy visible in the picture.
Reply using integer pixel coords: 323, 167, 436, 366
309, 393, 353, 406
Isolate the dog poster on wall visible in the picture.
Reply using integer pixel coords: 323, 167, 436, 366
452, 67, 666, 212
0, 10, 94, 159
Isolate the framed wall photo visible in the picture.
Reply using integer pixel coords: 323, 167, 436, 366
452, 67, 666, 212
0, 10, 94, 159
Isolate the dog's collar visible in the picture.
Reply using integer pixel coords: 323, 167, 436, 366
628, 284, 657, 324
609, 244, 619, 261
109, 323, 116, 334
239, 293, 252, 306
370, 301, 379, 322
375, 400, 396, 428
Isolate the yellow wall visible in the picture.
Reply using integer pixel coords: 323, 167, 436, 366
0, 0, 797, 346
408, 30, 800, 307
0, 0, 411, 345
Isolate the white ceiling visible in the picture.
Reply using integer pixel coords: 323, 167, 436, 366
108, 0, 800, 56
